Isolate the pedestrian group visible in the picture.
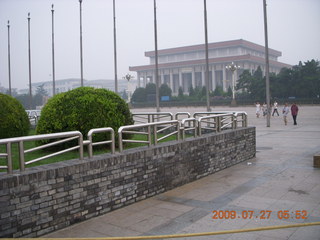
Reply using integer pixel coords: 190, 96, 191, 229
255, 101, 299, 126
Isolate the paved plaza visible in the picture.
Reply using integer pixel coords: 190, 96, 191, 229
45, 105, 320, 239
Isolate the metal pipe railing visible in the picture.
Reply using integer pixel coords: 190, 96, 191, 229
175, 112, 191, 120
198, 113, 235, 136
85, 127, 115, 158
0, 111, 247, 174
181, 118, 198, 140
118, 120, 179, 152
0, 131, 83, 173
132, 112, 173, 124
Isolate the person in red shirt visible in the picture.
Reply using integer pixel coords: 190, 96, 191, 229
291, 103, 299, 125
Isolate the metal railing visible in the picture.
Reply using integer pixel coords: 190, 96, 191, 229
234, 111, 248, 128
198, 113, 235, 136
181, 118, 198, 140
0, 131, 83, 174
118, 120, 180, 152
175, 112, 191, 120
84, 127, 115, 158
0, 111, 248, 173
132, 112, 173, 124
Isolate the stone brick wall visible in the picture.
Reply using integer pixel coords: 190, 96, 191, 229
0, 127, 255, 237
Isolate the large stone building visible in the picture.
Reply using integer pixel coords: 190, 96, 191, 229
129, 39, 291, 95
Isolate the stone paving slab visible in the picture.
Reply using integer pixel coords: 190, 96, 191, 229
44, 105, 320, 239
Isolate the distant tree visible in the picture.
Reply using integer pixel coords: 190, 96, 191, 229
178, 87, 184, 99
227, 86, 232, 97
145, 83, 156, 95
36, 84, 48, 96
188, 85, 195, 97
131, 87, 146, 102
159, 84, 172, 98
213, 86, 224, 96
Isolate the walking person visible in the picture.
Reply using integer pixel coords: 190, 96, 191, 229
282, 103, 290, 125
255, 102, 261, 118
291, 103, 299, 125
272, 101, 279, 116
262, 102, 267, 117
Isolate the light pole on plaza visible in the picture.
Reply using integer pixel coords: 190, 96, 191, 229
113, 0, 118, 93
153, 0, 160, 112
7, 20, 12, 96
27, 12, 32, 109
226, 62, 240, 106
123, 73, 134, 103
79, 0, 84, 87
51, 4, 56, 96
203, 0, 210, 112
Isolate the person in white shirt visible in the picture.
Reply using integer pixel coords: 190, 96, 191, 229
282, 103, 290, 125
272, 101, 279, 116
255, 102, 261, 118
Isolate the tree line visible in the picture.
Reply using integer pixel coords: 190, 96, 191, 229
236, 59, 320, 101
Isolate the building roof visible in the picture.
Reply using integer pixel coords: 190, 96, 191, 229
129, 54, 291, 72
144, 39, 282, 57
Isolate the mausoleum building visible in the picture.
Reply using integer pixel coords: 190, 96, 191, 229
129, 39, 291, 95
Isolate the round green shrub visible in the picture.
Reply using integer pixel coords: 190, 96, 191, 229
0, 93, 30, 139
36, 87, 133, 143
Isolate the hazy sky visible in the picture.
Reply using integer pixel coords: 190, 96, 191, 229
0, 0, 319, 90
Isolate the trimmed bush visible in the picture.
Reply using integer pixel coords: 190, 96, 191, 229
36, 87, 133, 144
0, 93, 30, 139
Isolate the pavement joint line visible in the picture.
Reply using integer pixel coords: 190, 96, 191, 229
28, 221, 320, 239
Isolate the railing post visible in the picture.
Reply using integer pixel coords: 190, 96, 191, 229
118, 129, 123, 152
217, 116, 221, 132
153, 124, 157, 145
88, 133, 93, 158
147, 125, 152, 146
78, 133, 84, 160
7, 142, 13, 174
232, 114, 237, 129
111, 129, 115, 154
177, 122, 180, 141
18, 141, 25, 172
182, 122, 185, 140
244, 113, 248, 127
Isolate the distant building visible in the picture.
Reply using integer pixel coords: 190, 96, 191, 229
19, 78, 135, 97
129, 39, 291, 95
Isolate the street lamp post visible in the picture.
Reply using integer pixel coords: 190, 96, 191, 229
51, 4, 56, 96
123, 73, 134, 103
27, 12, 32, 109
7, 20, 12, 96
226, 62, 240, 106
79, 0, 84, 87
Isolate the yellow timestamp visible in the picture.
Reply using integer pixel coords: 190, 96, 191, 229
212, 210, 308, 220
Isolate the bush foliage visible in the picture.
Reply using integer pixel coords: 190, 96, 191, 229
36, 87, 133, 142
0, 93, 29, 139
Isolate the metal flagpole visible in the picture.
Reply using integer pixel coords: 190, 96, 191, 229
51, 4, 56, 96
27, 13, 32, 109
263, 0, 271, 127
204, 0, 211, 112
79, 0, 84, 87
7, 20, 12, 96
113, 0, 118, 93
153, 0, 160, 112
